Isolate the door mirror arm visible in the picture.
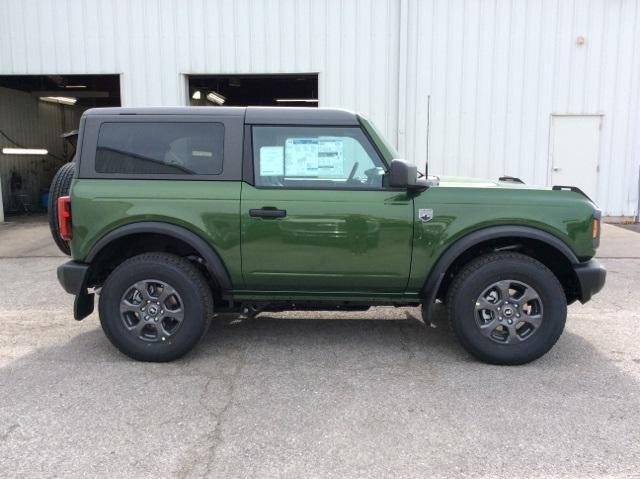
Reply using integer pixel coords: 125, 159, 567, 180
409, 177, 429, 192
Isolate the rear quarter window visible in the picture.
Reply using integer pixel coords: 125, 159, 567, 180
95, 122, 224, 175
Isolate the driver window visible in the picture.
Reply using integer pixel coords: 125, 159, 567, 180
252, 126, 385, 189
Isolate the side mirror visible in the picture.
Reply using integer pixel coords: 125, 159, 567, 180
388, 159, 425, 190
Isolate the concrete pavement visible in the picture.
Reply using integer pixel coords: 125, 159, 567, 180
0, 219, 638, 478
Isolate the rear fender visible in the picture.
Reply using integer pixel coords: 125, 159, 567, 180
85, 221, 233, 291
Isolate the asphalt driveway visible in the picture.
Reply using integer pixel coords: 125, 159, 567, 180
0, 216, 639, 478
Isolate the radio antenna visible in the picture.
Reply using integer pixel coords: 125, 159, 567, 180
425, 95, 431, 177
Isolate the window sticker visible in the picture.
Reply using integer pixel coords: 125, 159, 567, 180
259, 146, 284, 175
317, 138, 344, 176
284, 137, 345, 177
285, 139, 319, 176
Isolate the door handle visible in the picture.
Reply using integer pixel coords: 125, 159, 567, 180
552, 167, 562, 172
249, 208, 287, 218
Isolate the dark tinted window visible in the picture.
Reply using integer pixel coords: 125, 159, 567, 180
95, 122, 224, 175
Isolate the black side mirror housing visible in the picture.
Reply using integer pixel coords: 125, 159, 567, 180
388, 159, 427, 191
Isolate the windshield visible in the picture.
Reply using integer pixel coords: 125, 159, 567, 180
357, 114, 427, 177
357, 115, 400, 162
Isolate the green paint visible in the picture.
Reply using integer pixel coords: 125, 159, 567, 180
70, 179, 244, 287
70, 176, 596, 301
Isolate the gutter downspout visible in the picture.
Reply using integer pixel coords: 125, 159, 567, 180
397, 0, 409, 158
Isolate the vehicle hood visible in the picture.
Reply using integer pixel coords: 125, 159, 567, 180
430, 174, 551, 190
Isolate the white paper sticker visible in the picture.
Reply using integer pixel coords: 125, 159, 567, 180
192, 150, 213, 157
285, 139, 319, 176
259, 146, 284, 176
317, 138, 344, 176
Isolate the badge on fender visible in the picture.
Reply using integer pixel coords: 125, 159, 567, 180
418, 208, 433, 222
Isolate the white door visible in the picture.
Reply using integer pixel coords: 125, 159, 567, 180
549, 115, 601, 201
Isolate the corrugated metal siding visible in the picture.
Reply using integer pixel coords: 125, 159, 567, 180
0, 0, 400, 144
0, 0, 638, 216
400, 0, 640, 217
0, 87, 81, 210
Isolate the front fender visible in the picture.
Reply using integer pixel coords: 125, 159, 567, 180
418, 224, 582, 319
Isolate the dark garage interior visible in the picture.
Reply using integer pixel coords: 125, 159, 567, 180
0, 74, 121, 217
188, 74, 318, 107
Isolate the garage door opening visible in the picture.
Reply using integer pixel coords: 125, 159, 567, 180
188, 74, 318, 107
0, 74, 120, 219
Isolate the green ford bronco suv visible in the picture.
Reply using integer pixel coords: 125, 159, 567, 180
52, 106, 606, 364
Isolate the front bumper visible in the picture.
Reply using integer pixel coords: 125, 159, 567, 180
573, 259, 606, 303
57, 261, 94, 320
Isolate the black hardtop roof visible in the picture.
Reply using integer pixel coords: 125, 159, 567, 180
83, 106, 360, 125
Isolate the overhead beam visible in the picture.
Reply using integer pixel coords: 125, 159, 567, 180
31, 90, 110, 98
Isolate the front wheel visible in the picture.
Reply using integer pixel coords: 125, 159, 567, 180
99, 253, 213, 362
446, 252, 566, 365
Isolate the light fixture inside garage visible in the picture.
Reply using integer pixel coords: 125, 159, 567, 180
39, 96, 77, 105
275, 98, 319, 103
191, 90, 202, 100
64, 85, 87, 89
2, 147, 48, 155
206, 91, 226, 105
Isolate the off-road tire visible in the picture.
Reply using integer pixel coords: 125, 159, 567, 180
99, 253, 214, 362
446, 252, 566, 365
47, 162, 75, 255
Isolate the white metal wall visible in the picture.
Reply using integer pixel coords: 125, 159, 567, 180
399, 0, 640, 218
0, 0, 638, 217
0, 0, 401, 145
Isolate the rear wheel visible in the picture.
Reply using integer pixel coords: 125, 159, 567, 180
99, 253, 213, 362
47, 162, 75, 255
446, 252, 566, 365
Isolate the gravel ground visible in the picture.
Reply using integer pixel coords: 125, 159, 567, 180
0, 220, 638, 478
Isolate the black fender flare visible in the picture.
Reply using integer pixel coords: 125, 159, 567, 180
86, 221, 233, 291
421, 225, 579, 318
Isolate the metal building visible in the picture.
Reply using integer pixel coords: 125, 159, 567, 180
0, 0, 638, 220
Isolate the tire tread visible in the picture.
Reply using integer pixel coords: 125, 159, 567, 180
99, 252, 214, 362
445, 251, 566, 365
47, 163, 75, 255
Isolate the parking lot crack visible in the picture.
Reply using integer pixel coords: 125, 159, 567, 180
398, 320, 417, 365
0, 424, 19, 443
200, 349, 248, 478
176, 351, 248, 479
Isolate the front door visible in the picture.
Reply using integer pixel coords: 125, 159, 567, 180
550, 115, 601, 201
240, 125, 414, 293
